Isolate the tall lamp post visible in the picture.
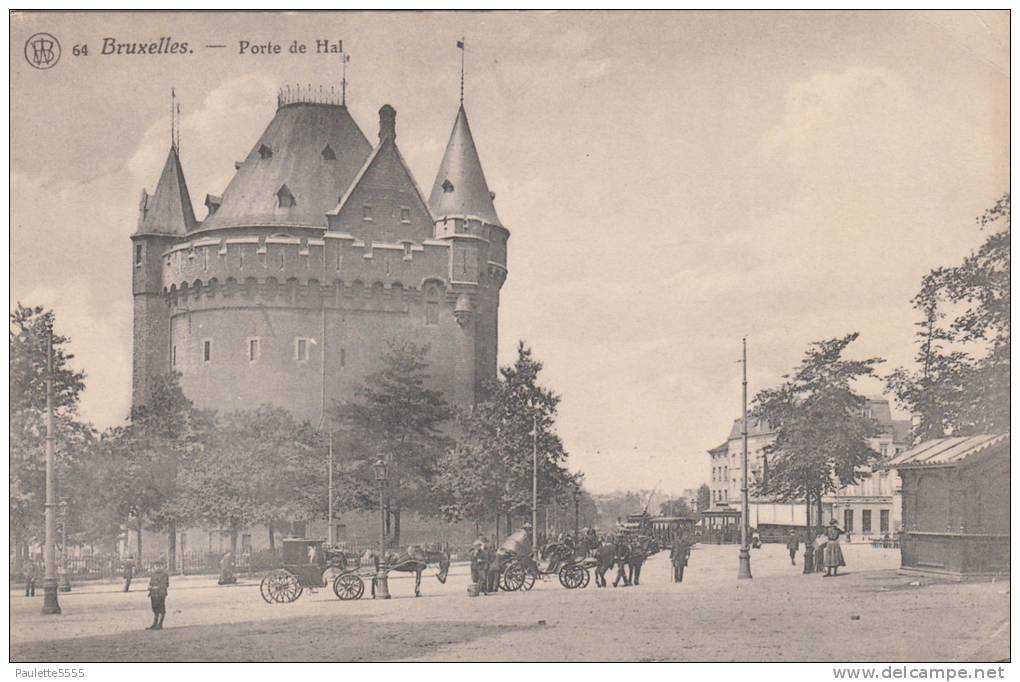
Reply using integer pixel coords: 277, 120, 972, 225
42, 327, 61, 614
59, 500, 71, 592
737, 337, 753, 580
531, 406, 539, 551
372, 458, 391, 599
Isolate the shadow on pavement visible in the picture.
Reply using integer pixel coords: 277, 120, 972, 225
11, 614, 538, 662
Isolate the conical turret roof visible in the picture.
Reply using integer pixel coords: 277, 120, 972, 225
137, 145, 196, 235
200, 101, 372, 232
428, 105, 502, 228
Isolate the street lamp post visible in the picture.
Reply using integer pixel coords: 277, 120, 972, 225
59, 500, 71, 592
42, 327, 61, 615
372, 458, 391, 599
327, 432, 334, 546
531, 409, 538, 549
738, 337, 753, 580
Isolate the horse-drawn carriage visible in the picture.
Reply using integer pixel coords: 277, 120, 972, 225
259, 538, 369, 603
259, 538, 450, 603
496, 530, 597, 591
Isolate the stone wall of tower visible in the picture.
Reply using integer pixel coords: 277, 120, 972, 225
155, 228, 500, 419
131, 233, 176, 407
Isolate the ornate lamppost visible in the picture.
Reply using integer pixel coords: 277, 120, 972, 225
372, 458, 391, 599
42, 327, 61, 614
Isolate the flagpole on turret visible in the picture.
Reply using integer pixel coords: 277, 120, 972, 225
457, 38, 465, 105
170, 87, 177, 151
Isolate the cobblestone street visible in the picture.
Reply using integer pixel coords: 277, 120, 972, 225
10, 544, 1009, 662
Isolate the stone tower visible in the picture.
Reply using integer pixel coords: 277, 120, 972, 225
428, 104, 509, 400
130, 87, 508, 420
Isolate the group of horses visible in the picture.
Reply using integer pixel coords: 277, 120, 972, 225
588, 534, 660, 587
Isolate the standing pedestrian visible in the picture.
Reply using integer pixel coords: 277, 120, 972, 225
123, 555, 135, 592
24, 559, 38, 597
612, 538, 631, 587
671, 533, 691, 583
786, 531, 799, 566
146, 559, 169, 630
813, 531, 827, 573
823, 519, 847, 577
486, 545, 502, 594
469, 537, 488, 595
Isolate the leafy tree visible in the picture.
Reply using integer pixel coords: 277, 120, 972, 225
887, 194, 1010, 438
102, 372, 213, 569
185, 406, 322, 552
434, 342, 575, 536
331, 340, 453, 547
752, 333, 884, 537
10, 304, 94, 571
696, 483, 711, 512
659, 497, 693, 517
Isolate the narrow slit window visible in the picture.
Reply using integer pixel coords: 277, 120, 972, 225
362, 205, 373, 221
134, 244, 143, 267
247, 338, 261, 363
400, 207, 411, 223
339, 348, 346, 368
203, 339, 212, 363
424, 285, 440, 326
295, 337, 309, 362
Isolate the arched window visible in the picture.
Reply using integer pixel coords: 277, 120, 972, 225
424, 285, 440, 326
277, 185, 296, 208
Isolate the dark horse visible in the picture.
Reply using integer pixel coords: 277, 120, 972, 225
364, 546, 451, 598
594, 537, 616, 587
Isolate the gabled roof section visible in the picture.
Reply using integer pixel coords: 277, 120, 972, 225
327, 106, 433, 243
428, 105, 502, 227
137, 145, 196, 235
882, 433, 1009, 469
200, 102, 371, 232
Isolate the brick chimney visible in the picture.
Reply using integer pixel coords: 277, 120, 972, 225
379, 104, 396, 142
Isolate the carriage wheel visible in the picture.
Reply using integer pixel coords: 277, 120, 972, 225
263, 570, 302, 603
333, 573, 365, 601
579, 567, 591, 589
502, 561, 527, 591
558, 564, 585, 589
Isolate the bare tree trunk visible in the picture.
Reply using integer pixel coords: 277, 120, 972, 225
506, 511, 512, 533
393, 507, 401, 549
136, 523, 143, 571
268, 519, 275, 551
168, 520, 177, 575
816, 494, 824, 536
803, 492, 814, 574
12, 528, 23, 576
229, 522, 239, 558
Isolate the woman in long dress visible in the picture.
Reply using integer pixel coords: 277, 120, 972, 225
823, 519, 847, 577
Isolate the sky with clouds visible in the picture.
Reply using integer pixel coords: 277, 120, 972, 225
10, 11, 1009, 495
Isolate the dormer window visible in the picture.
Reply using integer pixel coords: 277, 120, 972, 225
442, 179, 454, 193
400, 207, 411, 223
259, 144, 273, 160
277, 185, 296, 208
362, 205, 373, 221
321, 145, 336, 160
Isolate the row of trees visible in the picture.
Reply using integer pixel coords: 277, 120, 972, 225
11, 303, 583, 568
752, 194, 1010, 525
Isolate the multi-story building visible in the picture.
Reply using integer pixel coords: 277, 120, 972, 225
706, 397, 912, 542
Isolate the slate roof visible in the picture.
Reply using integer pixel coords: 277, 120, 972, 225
137, 145, 196, 235
199, 102, 371, 232
428, 105, 502, 227
882, 433, 1009, 469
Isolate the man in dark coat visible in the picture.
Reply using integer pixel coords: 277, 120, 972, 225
24, 560, 38, 597
670, 534, 691, 583
486, 545, 502, 594
612, 538, 631, 587
146, 560, 170, 630
786, 531, 800, 566
123, 556, 135, 592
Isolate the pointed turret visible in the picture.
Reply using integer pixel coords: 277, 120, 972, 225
137, 145, 197, 235
428, 106, 502, 228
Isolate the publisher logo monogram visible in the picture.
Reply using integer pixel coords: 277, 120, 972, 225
25, 33, 61, 69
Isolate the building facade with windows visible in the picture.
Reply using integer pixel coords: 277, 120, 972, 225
706, 397, 912, 542
131, 90, 508, 419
